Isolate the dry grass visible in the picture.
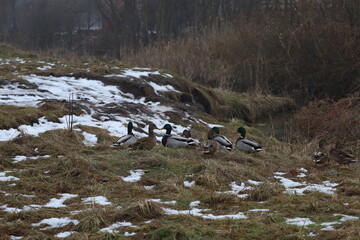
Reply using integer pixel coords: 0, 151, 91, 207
249, 182, 283, 201
292, 96, 360, 143
114, 200, 164, 222
0, 102, 80, 130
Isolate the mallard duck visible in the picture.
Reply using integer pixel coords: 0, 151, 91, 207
113, 121, 137, 146
211, 127, 232, 151
313, 138, 330, 164
201, 128, 218, 155
328, 141, 358, 165
128, 123, 158, 150
160, 124, 198, 148
236, 127, 262, 153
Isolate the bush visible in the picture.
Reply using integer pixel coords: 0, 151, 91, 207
123, 0, 360, 101
291, 96, 360, 142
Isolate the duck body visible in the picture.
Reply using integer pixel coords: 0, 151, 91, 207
236, 127, 262, 153
129, 124, 158, 150
113, 121, 137, 146
202, 128, 218, 155
161, 124, 198, 148
211, 127, 233, 151
329, 141, 358, 165
313, 139, 329, 164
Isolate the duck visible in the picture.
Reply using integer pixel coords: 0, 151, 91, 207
160, 124, 198, 148
211, 127, 233, 151
128, 123, 159, 150
313, 138, 330, 164
201, 128, 218, 156
236, 127, 262, 153
113, 121, 137, 146
328, 141, 358, 165
181, 129, 192, 138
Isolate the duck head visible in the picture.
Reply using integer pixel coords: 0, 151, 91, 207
237, 127, 246, 138
127, 121, 133, 134
161, 124, 172, 135
211, 127, 220, 135
207, 128, 218, 139
182, 129, 191, 138
148, 123, 159, 134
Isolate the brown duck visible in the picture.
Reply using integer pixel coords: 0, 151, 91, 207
328, 141, 358, 165
201, 128, 218, 156
313, 138, 330, 164
128, 124, 159, 150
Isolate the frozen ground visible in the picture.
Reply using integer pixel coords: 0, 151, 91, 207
0, 62, 217, 142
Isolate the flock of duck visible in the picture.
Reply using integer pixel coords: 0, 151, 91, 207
112, 121, 358, 164
112, 121, 262, 155
313, 138, 358, 166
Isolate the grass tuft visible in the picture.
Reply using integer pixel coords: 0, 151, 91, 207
114, 200, 164, 221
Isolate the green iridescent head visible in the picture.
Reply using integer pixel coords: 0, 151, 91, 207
162, 124, 173, 134
237, 127, 246, 138
127, 121, 133, 134
212, 127, 220, 135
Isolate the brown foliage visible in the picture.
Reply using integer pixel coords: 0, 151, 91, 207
123, 0, 360, 100
291, 96, 360, 142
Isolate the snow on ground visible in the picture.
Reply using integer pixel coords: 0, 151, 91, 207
285, 218, 315, 227
0, 68, 197, 142
248, 209, 270, 213
0, 171, 20, 182
163, 206, 247, 220
82, 132, 98, 146
247, 179, 262, 185
55, 231, 77, 238
43, 193, 78, 208
216, 181, 254, 199
32, 217, 79, 230
286, 213, 359, 231
189, 201, 201, 208
183, 180, 195, 187
334, 213, 359, 222
9, 236, 23, 240
12, 155, 51, 163
274, 171, 338, 195
0, 193, 78, 213
82, 196, 112, 206
150, 199, 177, 205
158, 200, 247, 220
120, 169, 144, 183
100, 221, 138, 234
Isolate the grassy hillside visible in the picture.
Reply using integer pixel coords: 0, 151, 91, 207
0, 120, 359, 239
0, 43, 359, 239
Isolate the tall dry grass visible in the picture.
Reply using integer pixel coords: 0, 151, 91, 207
122, 0, 360, 101
291, 96, 360, 143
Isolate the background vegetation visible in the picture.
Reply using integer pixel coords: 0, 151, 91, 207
1, 0, 359, 101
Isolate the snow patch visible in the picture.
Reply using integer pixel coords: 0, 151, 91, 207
12, 155, 51, 163
150, 199, 177, 205
43, 193, 78, 208
163, 207, 247, 220
120, 169, 144, 183
285, 217, 315, 227
0, 171, 20, 182
82, 132, 98, 146
216, 181, 253, 199
32, 217, 79, 230
274, 173, 338, 195
100, 221, 138, 234
55, 231, 76, 238
82, 196, 112, 206
184, 180, 195, 187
